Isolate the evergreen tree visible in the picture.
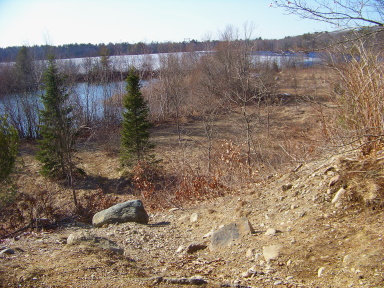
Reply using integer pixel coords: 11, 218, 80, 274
121, 68, 154, 166
36, 57, 78, 205
0, 115, 19, 183
15, 46, 35, 92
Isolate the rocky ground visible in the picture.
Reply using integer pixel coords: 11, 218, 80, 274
1, 149, 383, 288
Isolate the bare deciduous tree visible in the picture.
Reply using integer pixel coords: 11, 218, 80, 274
275, 0, 384, 28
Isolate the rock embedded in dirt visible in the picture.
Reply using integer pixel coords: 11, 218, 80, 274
210, 217, 254, 251
317, 267, 326, 277
328, 175, 340, 187
0, 248, 15, 255
331, 187, 346, 204
190, 213, 199, 223
262, 244, 283, 262
186, 243, 208, 254
245, 248, 255, 258
282, 184, 293, 191
265, 228, 277, 236
92, 199, 149, 227
176, 245, 185, 253
67, 231, 124, 254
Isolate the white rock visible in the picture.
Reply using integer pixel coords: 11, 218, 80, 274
176, 245, 185, 253
265, 228, 277, 236
190, 213, 198, 223
263, 244, 282, 262
332, 187, 346, 204
241, 270, 253, 278
318, 267, 326, 277
246, 248, 254, 258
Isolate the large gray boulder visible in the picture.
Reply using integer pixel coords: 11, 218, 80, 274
92, 199, 149, 227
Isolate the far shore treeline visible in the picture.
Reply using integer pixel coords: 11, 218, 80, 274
0, 29, 364, 62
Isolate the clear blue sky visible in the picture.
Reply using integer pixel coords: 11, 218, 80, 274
0, 0, 332, 48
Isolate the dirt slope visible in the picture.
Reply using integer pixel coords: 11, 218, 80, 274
1, 150, 383, 288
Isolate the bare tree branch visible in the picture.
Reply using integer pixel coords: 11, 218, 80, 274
275, 0, 384, 27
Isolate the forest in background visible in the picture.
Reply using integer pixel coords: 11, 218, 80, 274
1, 28, 381, 62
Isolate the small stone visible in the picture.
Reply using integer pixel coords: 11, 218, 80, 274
282, 184, 293, 191
332, 187, 346, 204
263, 244, 282, 262
265, 266, 276, 274
246, 248, 254, 258
265, 228, 277, 236
299, 211, 306, 217
190, 213, 198, 223
241, 270, 253, 278
186, 243, 207, 254
0, 248, 15, 255
329, 175, 340, 187
176, 245, 185, 253
318, 267, 326, 277
274, 280, 283, 285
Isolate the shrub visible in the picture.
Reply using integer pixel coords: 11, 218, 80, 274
0, 115, 19, 183
75, 189, 118, 223
330, 42, 384, 154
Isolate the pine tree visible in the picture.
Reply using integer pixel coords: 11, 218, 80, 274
0, 115, 19, 183
36, 56, 78, 205
15, 46, 35, 92
121, 68, 154, 166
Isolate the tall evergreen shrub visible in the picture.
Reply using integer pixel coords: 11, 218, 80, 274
121, 68, 154, 166
36, 56, 78, 205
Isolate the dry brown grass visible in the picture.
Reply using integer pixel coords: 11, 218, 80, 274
0, 65, 336, 236
329, 45, 384, 155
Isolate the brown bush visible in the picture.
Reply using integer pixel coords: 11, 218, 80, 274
0, 189, 63, 238
330, 42, 384, 155
75, 189, 118, 223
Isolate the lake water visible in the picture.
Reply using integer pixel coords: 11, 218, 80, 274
0, 81, 126, 138
57, 51, 322, 73
0, 51, 322, 138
